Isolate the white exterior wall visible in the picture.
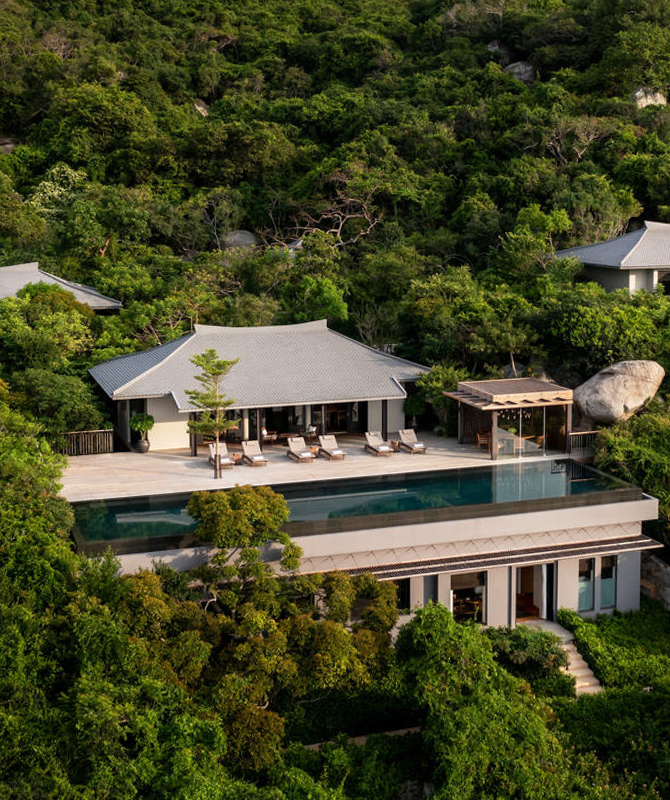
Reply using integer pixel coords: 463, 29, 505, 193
585, 265, 658, 294
614, 551, 641, 613
486, 567, 510, 627
367, 400, 382, 432
556, 557, 579, 612
146, 396, 189, 450
387, 399, 406, 435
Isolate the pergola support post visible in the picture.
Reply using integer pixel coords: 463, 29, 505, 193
381, 399, 388, 441
566, 404, 573, 453
321, 403, 327, 435
491, 411, 499, 461
457, 401, 463, 444
256, 408, 262, 449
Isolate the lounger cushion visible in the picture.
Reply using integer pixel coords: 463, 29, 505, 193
332, 449, 343, 455
253, 455, 265, 461
378, 445, 391, 451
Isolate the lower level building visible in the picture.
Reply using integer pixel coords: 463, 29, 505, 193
72, 459, 660, 624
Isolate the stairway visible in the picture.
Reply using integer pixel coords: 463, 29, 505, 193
521, 619, 602, 696
561, 640, 602, 696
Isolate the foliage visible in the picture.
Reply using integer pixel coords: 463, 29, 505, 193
128, 411, 154, 437
186, 349, 238, 478
594, 401, 670, 544
486, 624, 575, 697
558, 600, 670, 689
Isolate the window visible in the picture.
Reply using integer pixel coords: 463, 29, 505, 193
600, 556, 617, 609
424, 574, 438, 606
395, 579, 410, 612
578, 558, 595, 612
452, 571, 486, 623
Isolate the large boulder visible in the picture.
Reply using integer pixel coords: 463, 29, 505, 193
574, 360, 665, 424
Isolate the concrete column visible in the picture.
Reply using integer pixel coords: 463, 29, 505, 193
305, 406, 311, 426
242, 409, 249, 440
409, 576, 423, 610
256, 409, 262, 448
566, 404, 573, 451
321, 403, 327, 435
437, 573, 451, 608
381, 399, 388, 440
486, 567, 510, 627
491, 411, 499, 461
556, 557, 579, 613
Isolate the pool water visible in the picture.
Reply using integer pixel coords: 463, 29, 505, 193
72, 459, 636, 552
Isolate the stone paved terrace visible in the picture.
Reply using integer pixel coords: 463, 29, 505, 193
61, 432, 558, 503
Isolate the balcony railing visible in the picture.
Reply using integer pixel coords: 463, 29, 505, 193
568, 430, 599, 454
57, 429, 114, 457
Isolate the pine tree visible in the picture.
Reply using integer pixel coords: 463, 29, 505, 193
186, 349, 238, 478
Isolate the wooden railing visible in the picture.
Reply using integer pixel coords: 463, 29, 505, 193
568, 430, 599, 453
58, 429, 114, 456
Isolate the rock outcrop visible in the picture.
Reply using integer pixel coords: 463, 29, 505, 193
631, 88, 667, 109
503, 61, 535, 84
224, 230, 260, 249
574, 360, 664, 424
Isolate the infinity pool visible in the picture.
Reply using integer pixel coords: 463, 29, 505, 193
72, 459, 640, 555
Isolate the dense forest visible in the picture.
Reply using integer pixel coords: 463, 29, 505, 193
3, 0, 670, 797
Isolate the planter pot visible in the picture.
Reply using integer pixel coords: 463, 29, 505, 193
135, 439, 150, 453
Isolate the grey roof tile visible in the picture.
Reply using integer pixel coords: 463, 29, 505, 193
90, 320, 428, 410
555, 221, 670, 269
0, 262, 121, 310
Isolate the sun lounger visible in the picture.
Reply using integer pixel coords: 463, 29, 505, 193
365, 431, 394, 456
242, 440, 268, 466
287, 436, 315, 463
398, 429, 427, 454
318, 435, 347, 460
208, 442, 235, 469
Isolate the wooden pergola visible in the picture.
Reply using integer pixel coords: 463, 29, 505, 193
444, 378, 574, 460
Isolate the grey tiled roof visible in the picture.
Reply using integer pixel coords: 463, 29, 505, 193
555, 221, 670, 269
90, 320, 428, 410
0, 262, 121, 310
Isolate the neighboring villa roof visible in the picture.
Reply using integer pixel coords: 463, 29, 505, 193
0, 262, 122, 311
555, 221, 670, 270
90, 320, 428, 411
445, 378, 573, 410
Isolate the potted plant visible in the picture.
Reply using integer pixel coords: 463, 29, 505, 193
129, 413, 155, 453
404, 394, 426, 430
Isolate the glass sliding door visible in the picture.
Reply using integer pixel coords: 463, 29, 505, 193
578, 558, 595, 612
497, 408, 522, 459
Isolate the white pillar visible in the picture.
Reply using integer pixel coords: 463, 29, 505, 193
242, 409, 249, 440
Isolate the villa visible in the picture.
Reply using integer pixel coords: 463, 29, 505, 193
72, 327, 661, 628
555, 220, 670, 293
89, 319, 429, 451
0, 261, 121, 311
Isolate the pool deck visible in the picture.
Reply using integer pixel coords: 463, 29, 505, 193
60, 433, 556, 502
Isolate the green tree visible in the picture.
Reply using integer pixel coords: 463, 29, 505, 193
186, 349, 238, 478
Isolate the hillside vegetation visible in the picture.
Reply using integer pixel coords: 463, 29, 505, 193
1, 0, 670, 372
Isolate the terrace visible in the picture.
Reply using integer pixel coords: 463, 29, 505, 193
61, 431, 505, 503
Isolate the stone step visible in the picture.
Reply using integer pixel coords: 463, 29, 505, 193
576, 683, 602, 695
558, 637, 602, 696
